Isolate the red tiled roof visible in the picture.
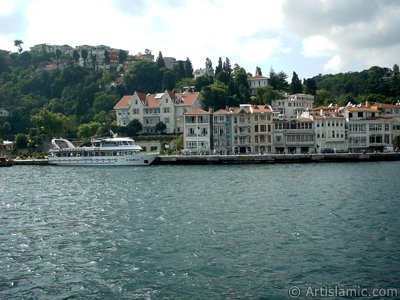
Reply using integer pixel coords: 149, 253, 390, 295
114, 95, 132, 109
115, 91, 200, 109
184, 108, 210, 115
346, 106, 379, 112
175, 92, 200, 106
313, 115, 345, 120
298, 117, 313, 122
145, 94, 160, 107
247, 75, 268, 80
137, 92, 146, 103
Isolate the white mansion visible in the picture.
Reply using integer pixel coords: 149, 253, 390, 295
114, 89, 202, 134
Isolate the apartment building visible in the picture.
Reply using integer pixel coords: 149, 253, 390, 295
183, 108, 211, 154
339, 102, 400, 152
312, 106, 348, 152
186, 104, 273, 155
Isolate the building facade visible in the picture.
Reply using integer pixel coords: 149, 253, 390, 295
247, 75, 269, 96
114, 90, 202, 134
183, 108, 211, 154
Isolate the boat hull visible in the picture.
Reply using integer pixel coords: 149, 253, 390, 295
48, 153, 157, 166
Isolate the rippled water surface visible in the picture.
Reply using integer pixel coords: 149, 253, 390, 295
1, 162, 400, 299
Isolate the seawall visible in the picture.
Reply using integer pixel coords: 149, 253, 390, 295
154, 152, 400, 165
10, 153, 400, 166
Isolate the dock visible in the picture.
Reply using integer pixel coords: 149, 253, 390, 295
154, 152, 400, 165
8, 153, 400, 166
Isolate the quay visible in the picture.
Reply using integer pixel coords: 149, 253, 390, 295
154, 152, 400, 165
13, 159, 49, 165
9, 153, 400, 166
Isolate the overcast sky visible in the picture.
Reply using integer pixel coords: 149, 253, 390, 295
1, 0, 399, 79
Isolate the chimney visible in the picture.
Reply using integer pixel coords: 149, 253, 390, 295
320, 108, 323, 116
365, 100, 369, 107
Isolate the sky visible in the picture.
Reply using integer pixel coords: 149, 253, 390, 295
1, 0, 399, 80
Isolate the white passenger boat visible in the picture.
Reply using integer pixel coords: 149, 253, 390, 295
48, 134, 158, 166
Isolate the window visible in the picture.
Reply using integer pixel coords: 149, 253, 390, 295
133, 109, 139, 114
163, 107, 170, 113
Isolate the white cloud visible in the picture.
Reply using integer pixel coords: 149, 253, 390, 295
302, 35, 336, 57
0, 0, 399, 77
324, 55, 342, 73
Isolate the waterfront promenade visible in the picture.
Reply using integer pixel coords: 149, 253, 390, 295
11, 152, 400, 165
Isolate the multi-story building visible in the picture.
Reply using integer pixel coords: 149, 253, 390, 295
199, 104, 273, 155
272, 93, 314, 118
341, 102, 400, 152
247, 74, 269, 96
114, 90, 202, 134
183, 108, 211, 154
312, 106, 348, 152
273, 114, 315, 154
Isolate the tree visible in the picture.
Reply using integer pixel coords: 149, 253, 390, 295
315, 89, 334, 106
55, 49, 62, 69
175, 78, 195, 92
161, 69, 178, 91
252, 86, 284, 105
92, 91, 117, 113
31, 109, 69, 138
91, 53, 97, 70
124, 61, 161, 93
255, 66, 262, 76
205, 57, 213, 77
290, 71, 302, 94
81, 49, 88, 66
77, 122, 101, 138
223, 57, 232, 75
104, 50, 110, 64
155, 121, 167, 134
175, 60, 185, 80
156, 51, 165, 69
73, 50, 80, 64
14, 133, 28, 149
119, 50, 127, 64
304, 78, 317, 95
184, 58, 194, 78
232, 65, 250, 103
215, 57, 223, 76
14, 40, 23, 53
201, 80, 230, 109
121, 119, 142, 136
393, 64, 399, 75
268, 68, 289, 91
195, 75, 213, 92
393, 136, 400, 148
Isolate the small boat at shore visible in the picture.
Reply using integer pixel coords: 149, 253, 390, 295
0, 156, 13, 167
48, 134, 158, 166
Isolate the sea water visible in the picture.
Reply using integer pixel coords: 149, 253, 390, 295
1, 162, 399, 299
